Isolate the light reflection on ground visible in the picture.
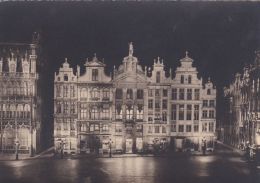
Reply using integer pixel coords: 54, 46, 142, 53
0, 146, 259, 183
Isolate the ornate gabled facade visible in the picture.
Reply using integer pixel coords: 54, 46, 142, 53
0, 33, 41, 156
54, 43, 216, 154
224, 50, 260, 149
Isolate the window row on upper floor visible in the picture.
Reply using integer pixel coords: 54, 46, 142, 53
170, 122, 215, 133
115, 89, 144, 100
202, 100, 216, 107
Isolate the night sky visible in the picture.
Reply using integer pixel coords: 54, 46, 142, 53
0, 2, 260, 148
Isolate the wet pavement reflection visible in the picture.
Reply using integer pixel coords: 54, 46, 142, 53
0, 145, 259, 183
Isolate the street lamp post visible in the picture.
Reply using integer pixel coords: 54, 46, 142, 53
109, 138, 112, 158
60, 140, 64, 159
15, 140, 19, 160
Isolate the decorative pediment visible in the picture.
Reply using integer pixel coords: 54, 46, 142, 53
84, 54, 105, 67
114, 72, 147, 84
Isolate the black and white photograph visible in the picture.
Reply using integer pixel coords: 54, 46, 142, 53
0, 1, 260, 183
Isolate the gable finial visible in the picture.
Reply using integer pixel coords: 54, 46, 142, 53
129, 42, 134, 56
185, 51, 189, 57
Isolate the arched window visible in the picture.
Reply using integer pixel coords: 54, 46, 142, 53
156, 71, 160, 83
80, 88, 87, 98
91, 88, 100, 99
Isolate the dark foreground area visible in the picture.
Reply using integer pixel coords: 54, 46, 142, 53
0, 144, 259, 183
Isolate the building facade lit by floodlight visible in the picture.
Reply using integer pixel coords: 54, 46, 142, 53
54, 43, 216, 154
0, 33, 42, 157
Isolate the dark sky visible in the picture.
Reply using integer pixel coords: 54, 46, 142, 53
0, 2, 260, 146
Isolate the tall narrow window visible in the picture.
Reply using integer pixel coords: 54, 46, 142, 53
194, 89, 200, 100
179, 105, 184, 120
91, 89, 100, 99
194, 124, 199, 132
202, 110, 208, 118
202, 123, 208, 132
80, 88, 87, 98
137, 105, 143, 120
171, 88, 177, 100
171, 104, 177, 120
101, 105, 109, 120
155, 89, 160, 97
137, 89, 143, 99
209, 110, 215, 118
162, 100, 167, 109
64, 74, 68, 81
92, 69, 98, 81
178, 125, 184, 132
187, 89, 192, 100
163, 89, 168, 97
203, 100, 208, 107
56, 102, 61, 113
91, 107, 99, 120
63, 85, 68, 97
126, 105, 133, 120
148, 89, 153, 97
70, 86, 75, 98
186, 105, 192, 120
179, 89, 184, 100
209, 122, 214, 132
162, 112, 167, 122
126, 89, 133, 99
181, 75, 184, 84
186, 125, 192, 132
209, 100, 215, 107
207, 89, 211, 95
103, 89, 110, 99
156, 71, 160, 83
115, 89, 123, 99
70, 102, 76, 114
80, 103, 87, 119
194, 105, 199, 121
116, 104, 122, 120
64, 101, 69, 114
148, 99, 153, 109
188, 75, 192, 84
155, 101, 160, 109
171, 124, 177, 132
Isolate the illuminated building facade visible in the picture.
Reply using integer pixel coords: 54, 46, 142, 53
0, 34, 41, 156
224, 50, 260, 149
54, 43, 216, 154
